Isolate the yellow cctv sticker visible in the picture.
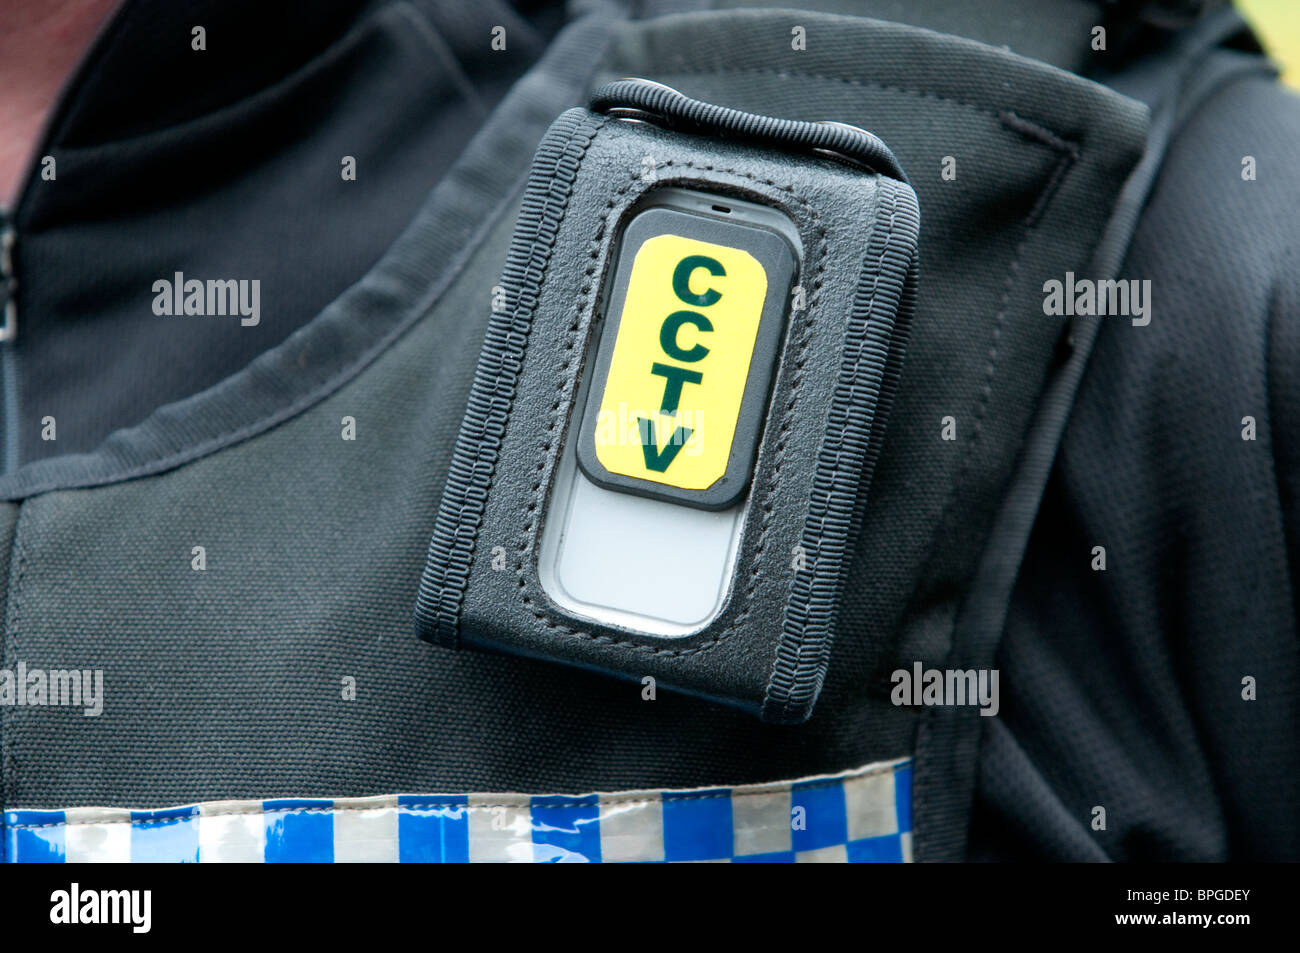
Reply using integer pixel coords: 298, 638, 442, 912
578, 206, 796, 509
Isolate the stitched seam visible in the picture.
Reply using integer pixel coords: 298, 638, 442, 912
514, 159, 829, 657
998, 110, 1079, 156
930, 239, 1026, 577
764, 179, 917, 717
911, 114, 1085, 610
3, 760, 905, 829
943, 113, 1078, 490
999, 111, 1081, 227
418, 109, 603, 645
0, 502, 29, 817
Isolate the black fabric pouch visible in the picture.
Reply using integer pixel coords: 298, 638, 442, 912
415, 82, 920, 723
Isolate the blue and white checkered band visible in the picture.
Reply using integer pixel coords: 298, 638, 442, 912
4, 758, 911, 863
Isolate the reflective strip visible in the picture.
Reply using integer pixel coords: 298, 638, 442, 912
130, 806, 199, 863
197, 800, 263, 862
3, 758, 911, 863
65, 808, 131, 863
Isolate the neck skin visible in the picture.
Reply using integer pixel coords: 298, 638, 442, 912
0, 0, 119, 207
